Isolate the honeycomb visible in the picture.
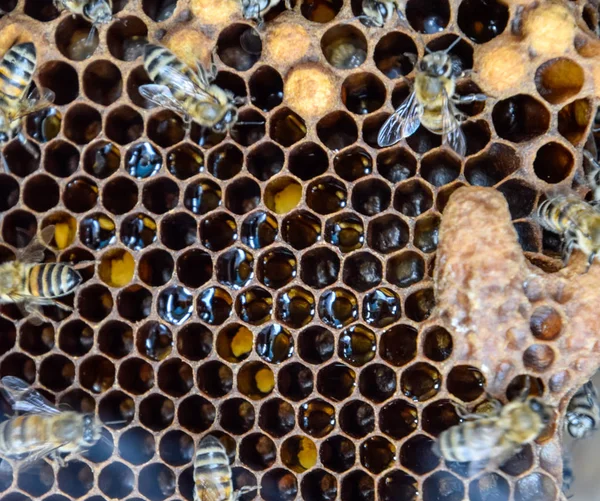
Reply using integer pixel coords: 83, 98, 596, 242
0, 0, 598, 499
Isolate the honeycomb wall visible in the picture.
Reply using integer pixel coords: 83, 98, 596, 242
0, 0, 598, 500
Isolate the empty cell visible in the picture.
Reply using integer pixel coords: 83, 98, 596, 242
469, 473, 510, 501
138, 249, 174, 287
105, 106, 143, 146
102, 175, 143, 216
161, 212, 196, 250
159, 430, 194, 466
247, 142, 284, 181
279, 362, 314, 401
343, 252, 382, 292
23, 174, 59, 212
17, 459, 53, 496
423, 325, 453, 361
231, 109, 266, 147
465, 143, 520, 186
242, 211, 278, 249
59, 319, 94, 356
220, 398, 256, 435
39, 60, 79, 105
127, 65, 154, 108
25, 0, 59, 20
301, 0, 342, 22
117, 284, 152, 322
270, 108, 307, 146
78, 284, 113, 322
406, 0, 449, 32
415, 214, 440, 253
463, 120, 492, 156
307, 177, 347, 215
421, 151, 461, 187
380, 324, 417, 367
57, 461, 93, 497
121, 213, 157, 250
98, 390, 135, 428
289, 142, 329, 180
325, 212, 364, 253
142, 177, 179, 214
0, 317, 16, 356
362, 112, 390, 149
140, 394, 175, 431
359, 363, 396, 403
80, 355, 115, 394
387, 251, 425, 288
197, 360, 234, 397
119, 426, 155, 465
178, 395, 216, 433
138, 463, 176, 501
250, 66, 284, 111
81, 213, 116, 251
497, 179, 537, 220
321, 435, 356, 473
341, 470, 373, 501
217, 24, 262, 71
142, 0, 177, 21
351, 179, 391, 216
423, 471, 464, 501
39, 354, 74, 391
492, 95, 550, 142
282, 210, 321, 250
342, 73, 386, 115
225, 177, 261, 215
208, 143, 243, 179
98, 320, 134, 359
421, 399, 460, 436
261, 468, 298, 501
107, 16, 148, 61
321, 24, 367, 70
535, 58, 584, 105
259, 398, 295, 437
1, 210, 37, 248
298, 326, 334, 364
317, 112, 359, 152
177, 249, 213, 288
374, 32, 418, 79
237, 288, 273, 326
301, 247, 340, 288
458, 0, 508, 43
0, 353, 36, 382
147, 110, 185, 147
515, 472, 556, 501
56, 16, 99, 60
184, 178, 222, 215
400, 434, 440, 474
334, 147, 372, 181
197, 286, 233, 325
83, 141, 120, 179
394, 179, 433, 216
64, 104, 102, 144
157, 286, 194, 325
64, 177, 99, 213
447, 365, 485, 401
0, 175, 18, 212
4, 140, 40, 177
533, 142, 574, 183
317, 362, 356, 400
83, 60, 122, 106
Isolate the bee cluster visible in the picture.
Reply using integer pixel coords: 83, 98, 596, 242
0, 0, 599, 499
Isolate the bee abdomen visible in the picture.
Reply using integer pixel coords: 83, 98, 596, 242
437, 420, 493, 462
0, 43, 35, 106
144, 44, 179, 86
536, 196, 587, 234
194, 437, 233, 499
27, 263, 82, 298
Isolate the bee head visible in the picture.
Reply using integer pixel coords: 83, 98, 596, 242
420, 52, 454, 78
528, 397, 553, 424
567, 415, 595, 439
241, 0, 260, 20
362, 0, 385, 27
82, 413, 102, 447
84, 0, 113, 24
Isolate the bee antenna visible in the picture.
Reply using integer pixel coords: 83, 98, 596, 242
443, 36, 463, 55
236, 121, 265, 126
103, 419, 128, 425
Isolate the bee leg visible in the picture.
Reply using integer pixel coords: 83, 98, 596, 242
453, 94, 487, 104
586, 252, 597, 272
1, 153, 8, 173
197, 126, 208, 147
284, 0, 292, 9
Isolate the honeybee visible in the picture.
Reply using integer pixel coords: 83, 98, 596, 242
377, 37, 487, 157
584, 148, 600, 201
565, 381, 600, 439
240, 0, 291, 26
139, 44, 242, 136
537, 194, 600, 267
0, 226, 83, 323
326, 41, 367, 70
54, 0, 113, 39
0, 376, 102, 468
360, 0, 405, 27
194, 435, 256, 501
0, 42, 54, 170
434, 396, 553, 473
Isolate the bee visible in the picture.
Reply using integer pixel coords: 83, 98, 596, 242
0, 376, 102, 468
193, 435, 256, 501
54, 0, 113, 39
240, 0, 291, 26
360, 0, 405, 27
326, 41, 367, 70
0, 43, 54, 170
565, 381, 600, 439
584, 148, 600, 201
434, 395, 553, 473
537, 194, 600, 267
0, 226, 83, 323
377, 37, 487, 157
139, 44, 242, 137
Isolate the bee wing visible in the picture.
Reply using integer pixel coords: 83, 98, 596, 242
1, 376, 61, 415
18, 225, 53, 263
138, 84, 188, 116
377, 91, 421, 147
441, 91, 466, 157
12, 87, 55, 121
195, 474, 229, 501
159, 65, 219, 104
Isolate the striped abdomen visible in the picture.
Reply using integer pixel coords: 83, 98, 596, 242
144, 44, 197, 101
537, 195, 592, 235
24, 263, 82, 299
194, 436, 233, 501
436, 419, 503, 463
0, 415, 52, 457
566, 381, 600, 439
0, 43, 36, 114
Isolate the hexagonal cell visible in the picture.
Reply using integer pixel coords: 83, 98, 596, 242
82, 60, 122, 107
325, 212, 364, 253
257, 247, 296, 289
78, 283, 113, 322
56, 15, 99, 60
102, 177, 138, 216
197, 286, 233, 325
157, 286, 194, 326
394, 179, 433, 216
340, 470, 373, 501
447, 365, 485, 402
239, 433, 277, 471
63, 104, 102, 144
400, 434, 440, 474
119, 426, 155, 465
217, 24, 262, 71
98, 247, 135, 288
289, 142, 329, 180
492, 95, 550, 142
270, 108, 307, 146
3, 138, 40, 177
317, 362, 356, 401
261, 468, 298, 501
239, 211, 276, 250
57, 460, 93, 497
423, 471, 464, 501
469, 473, 510, 501
316, 111, 359, 152
523, 344, 555, 372
107, 15, 148, 61
334, 147, 372, 182
138, 249, 174, 287
136, 321, 173, 361
147, 110, 184, 147
373, 32, 417, 79
405, 0, 449, 32
301, 469, 337, 501
342, 252, 382, 292
280, 210, 320, 251
0, 317, 16, 356
361, 287, 400, 327
423, 325, 453, 362
533, 142, 574, 184
141, 0, 177, 20
276, 286, 315, 328
338, 400, 375, 439
256, 324, 294, 363
0, 174, 19, 213
200, 212, 238, 251
366, 214, 408, 255
359, 363, 396, 403
38, 60, 78, 106
250, 66, 284, 111
219, 398, 256, 435
421, 151, 461, 187
351, 179, 391, 217
141, 177, 179, 214
401, 362, 442, 402
25, 0, 59, 20
496, 179, 537, 220
307, 177, 349, 215
377, 147, 416, 183
360, 436, 395, 475
281, 435, 318, 473
535, 58, 584, 104
515, 221, 539, 253
211, 245, 250, 287
98, 390, 135, 428
238, 361, 275, 400
116, 285, 152, 323
234, 288, 272, 326
300, 248, 340, 289
225, 177, 261, 215
465, 143, 520, 187
59, 319, 93, 356
98, 320, 133, 360
414, 214, 440, 253
83, 141, 120, 179
259, 398, 295, 438
62, 177, 98, 214
298, 326, 334, 365
279, 362, 314, 402
342, 73, 386, 115
167, 143, 204, 179
157, 359, 193, 398
422, 399, 461, 437
298, 398, 335, 437
558, 98, 593, 146
23, 174, 59, 213
138, 463, 176, 500
386, 251, 425, 288
321, 24, 367, 70
38, 353, 74, 391
264, 176, 302, 214
177, 249, 213, 289
320, 435, 356, 473
126, 142, 162, 179
175, 323, 210, 362
208, 143, 243, 180
178, 395, 216, 433
318, 287, 358, 328
380, 324, 417, 367
0, 352, 36, 382
463, 120, 492, 156
98, 462, 134, 498
18, 459, 54, 496
458, 0, 508, 42
231, 109, 266, 147
515, 472, 556, 500
247, 142, 284, 181
183, 178, 221, 216
80, 355, 114, 394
